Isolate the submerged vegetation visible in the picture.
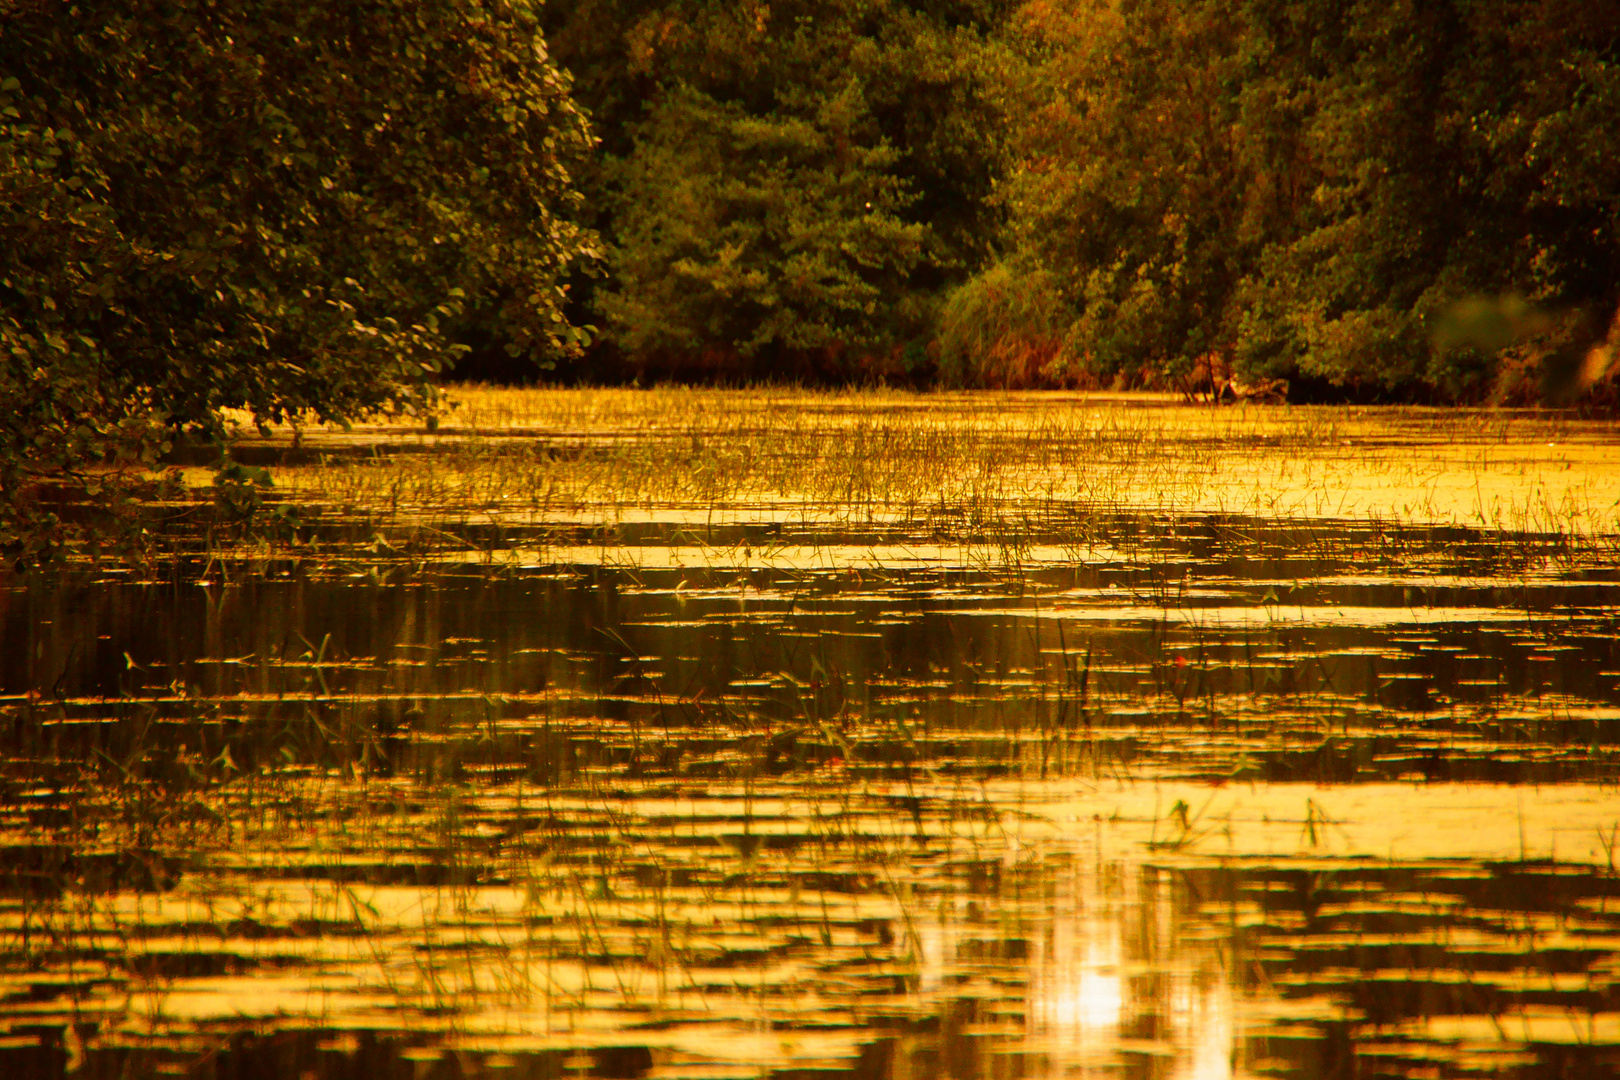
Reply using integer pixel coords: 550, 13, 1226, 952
2, 388, 1619, 1078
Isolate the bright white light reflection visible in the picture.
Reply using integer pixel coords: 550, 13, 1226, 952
1034, 923, 1123, 1038
1028, 859, 1236, 1080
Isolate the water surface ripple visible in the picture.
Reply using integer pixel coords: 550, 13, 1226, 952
4, 407, 1620, 1080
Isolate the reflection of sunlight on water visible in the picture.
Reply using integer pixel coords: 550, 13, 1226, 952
1179, 967, 1236, 1080
1026, 859, 1236, 1078
916, 908, 956, 995
1034, 922, 1122, 1040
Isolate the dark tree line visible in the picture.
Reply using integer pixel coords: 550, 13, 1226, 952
994, 0, 1620, 402
536, 0, 1618, 400
525, 0, 1013, 383
2, 0, 1618, 552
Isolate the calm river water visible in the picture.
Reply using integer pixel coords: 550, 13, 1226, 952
3, 397, 1620, 1080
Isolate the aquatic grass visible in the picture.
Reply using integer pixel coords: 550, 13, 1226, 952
218, 389, 1620, 576
152, 389, 1620, 589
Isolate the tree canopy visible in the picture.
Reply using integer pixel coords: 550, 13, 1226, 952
1, 0, 598, 555
541, 0, 1014, 381
995, 0, 1620, 399
522, 0, 1617, 397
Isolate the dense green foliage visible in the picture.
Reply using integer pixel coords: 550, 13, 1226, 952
530, 0, 1616, 398
998, 0, 1620, 399
5, 0, 1619, 561
541, 0, 1013, 380
1, 0, 596, 556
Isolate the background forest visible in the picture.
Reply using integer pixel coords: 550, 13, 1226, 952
534, 0, 1620, 403
3, 0, 1619, 554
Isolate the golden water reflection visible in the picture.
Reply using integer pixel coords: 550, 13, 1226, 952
4, 392, 1620, 1079
13, 776, 1620, 1077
